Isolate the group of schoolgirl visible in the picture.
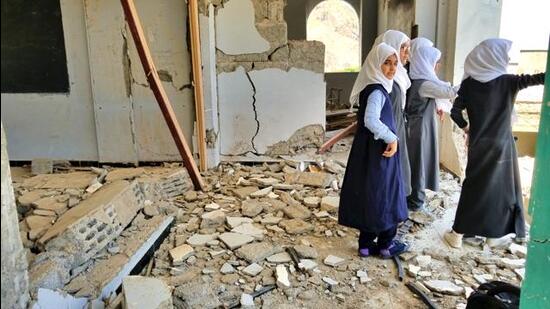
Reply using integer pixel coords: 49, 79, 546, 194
338, 31, 545, 258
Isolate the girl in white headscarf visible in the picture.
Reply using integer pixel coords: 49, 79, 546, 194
444, 38, 545, 249
339, 43, 409, 259
405, 45, 458, 211
371, 30, 412, 196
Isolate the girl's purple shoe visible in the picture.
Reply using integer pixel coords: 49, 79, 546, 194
379, 240, 409, 259
358, 245, 379, 257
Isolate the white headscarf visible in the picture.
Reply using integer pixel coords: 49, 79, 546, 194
463, 38, 512, 82
349, 43, 398, 106
410, 37, 434, 59
373, 30, 411, 108
409, 45, 442, 83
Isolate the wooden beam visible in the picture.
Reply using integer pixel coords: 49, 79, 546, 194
188, 0, 208, 172
317, 122, 357, 154
120, 0, 205, 190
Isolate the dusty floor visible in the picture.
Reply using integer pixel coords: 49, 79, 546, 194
13, 135, 530, 309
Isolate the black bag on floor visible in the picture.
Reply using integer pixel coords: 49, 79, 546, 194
466, 281, 521, 309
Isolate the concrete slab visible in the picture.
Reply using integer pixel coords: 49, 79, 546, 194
215, 0, 270, 55
123, 276, 172, 309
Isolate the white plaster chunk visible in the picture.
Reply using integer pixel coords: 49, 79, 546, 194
424, 280, 464, 296
123, 276, 172, 309
219, 232, 255, 250
243, 263, 264, 276
215, 0, 270, 55
276, 265, 291, 288
231, 223, 266, 240
227, 216, 254, 229
251, 68, 326, 154
169, 245, 194, 264
322, 277, 338, 287
186, 233, 218, 246
250, 186, 273, 198
218, 67, 256, 154
324, 255, 345, 267
240, 293, 255, 307
266, 252, 292, 264
499, 258, 526, 269
298, 259, 318, 271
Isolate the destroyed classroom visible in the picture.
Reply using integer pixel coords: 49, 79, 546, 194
1, 0, 548, 308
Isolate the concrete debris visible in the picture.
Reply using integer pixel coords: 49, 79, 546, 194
233, 186, 260, 199
514, 268, 525, 280
415, 255, 432, 268
303, 196, 321, 208
219, 232, 255, 250
226, 216, 254, 229
251, 177, 280, 186
170, 244, 194, 264
240, 293, 255, 307
279, 219, 313, 234
173, 282, 221, 309
200, 209, 226, 229
324, 255, 345, 267
320, 196, 339, 213
236, 242, 283, 263
31, 159, 54, 175
123, 276, 172, 309
250, 186, 273, 197
298, 259, 318, 270
322, 277, 338, 287
220, 262, 235, 274
186, 233, 218, 246
231, 222, 266, 240
293, 245, 318, 259
205, 202, 221, 210
408, 264, 421, 277
243, 263, 264, 276
276, 265, 291, 288
498, 258, 526, 269
424, 280, 464, 296
241, 200, 266, 217
106, 168, 146, 182
266, 252, 292, 263
284, 172, 333, 188
282, 204, 311, 219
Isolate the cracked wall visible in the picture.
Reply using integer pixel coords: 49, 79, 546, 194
213, 0, 326, 155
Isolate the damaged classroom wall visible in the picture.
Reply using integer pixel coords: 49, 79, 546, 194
1, 0, 196, 163
207, 0, 327, 156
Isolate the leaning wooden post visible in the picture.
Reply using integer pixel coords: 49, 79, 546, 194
120, 0, 205, 190
187, 0, 208, 172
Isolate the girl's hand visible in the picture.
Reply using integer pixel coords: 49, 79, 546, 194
383, 141, 398, 157
437, 109, 444, 121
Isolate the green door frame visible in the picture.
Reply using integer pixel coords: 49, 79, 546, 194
520, 38, 550, 308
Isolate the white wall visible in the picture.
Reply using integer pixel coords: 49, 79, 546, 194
1, 0, 98, 161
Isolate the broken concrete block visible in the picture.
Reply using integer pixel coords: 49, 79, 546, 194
293, 245, 318, 259
260, 214, 282, 225
241, 200, 265, 217
303, 197, 321, 208
33, 196, 68, 214
18, 190, 46, 207
200, 210, 226, 228
39, 181, 145, 268
232, 186, 260, 199
22, 172, 97, 190
243, 263, 264, 276
25, 215, 54, 230
322, 277, 338, 287
408, 264, 421, 277
123, 276, 172, 309
205, 202, 220, 211
498, 258, 526, 269
424, 280, 464, 296
415, 255, 432, 268
31, 159, 54, 175
240, 293, 255, 307
282, 204, 311, 220
276, 265, 291, 288
143, 204, 160, 217
298, 259, 318, 271
250, 186, 273, 198
236, 242, 283, 263
251, 177, 280, 186
186, 233, 218, 246
173, 282, 221, 308
170, 244, 195, 264
320, 196, 340, 213
139, 168, 193, 201
284, 172, 333, 188
220, 263, 235, 274
106, 168, 146, 182
267, 252, 292, 264
231, 223, 266, 240
219, 232, 255, 250
324, 255, 345, 267
227, 216, 254, 229
279, 219, 313, 234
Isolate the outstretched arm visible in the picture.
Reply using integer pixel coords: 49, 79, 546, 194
510, 73, 545, 93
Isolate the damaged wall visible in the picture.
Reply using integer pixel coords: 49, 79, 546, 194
213, 0, 326, 155
1, 0, 196, 163
1, 123, 30, 308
